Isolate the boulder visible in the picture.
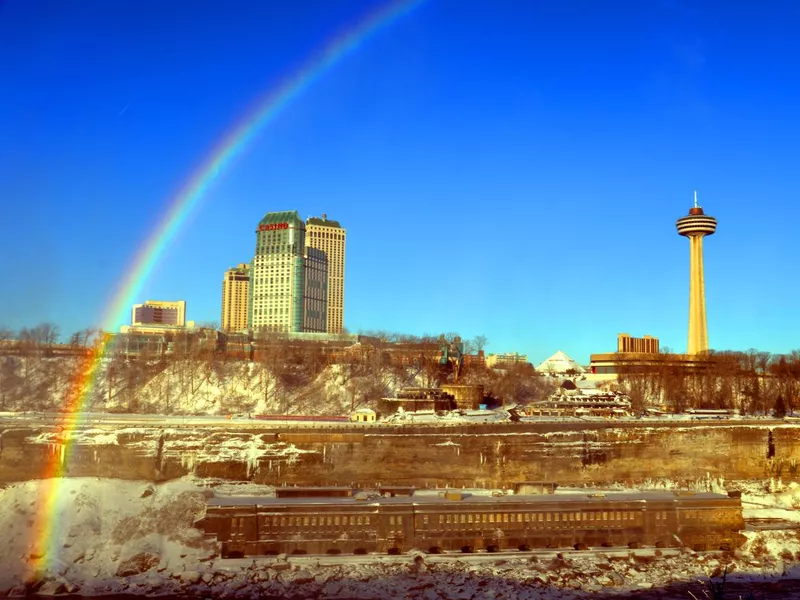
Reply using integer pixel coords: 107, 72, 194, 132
6, 585, 27, 597
115, 552, 160, 577
36, 581, 65, 596
180, 571, 201, 584
293, 570, 314, 585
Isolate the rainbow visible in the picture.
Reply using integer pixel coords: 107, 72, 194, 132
31, 0, 427, 575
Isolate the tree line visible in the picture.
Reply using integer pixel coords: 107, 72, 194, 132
615, 349, 800, 416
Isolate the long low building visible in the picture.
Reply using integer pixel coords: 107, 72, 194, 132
589, 352, 717, 375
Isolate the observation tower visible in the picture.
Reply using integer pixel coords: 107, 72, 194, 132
676, 192, 717, 355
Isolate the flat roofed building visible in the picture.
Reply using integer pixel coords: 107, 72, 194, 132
305, 214, 346, 334
303, 247, 328, 333
131, 300, 186, 327
249, 211, 307, 333
486, 352, 528, 369
617, 333, 659, 354
222, 263, 250, 332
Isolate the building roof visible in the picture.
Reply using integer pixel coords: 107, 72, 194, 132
207, 489, 732, 508
259, 210, 303, 227
536, 350, 585, 374
306, 216, 342, 229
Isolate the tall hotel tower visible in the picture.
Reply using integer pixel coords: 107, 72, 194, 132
305, 214, 346, 334
221, 263, 250, 332
676, 192, 717, 355
248, 211, 328, 333
249, 211, 308, 333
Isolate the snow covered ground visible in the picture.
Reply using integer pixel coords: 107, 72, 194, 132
2, 477, 800, 598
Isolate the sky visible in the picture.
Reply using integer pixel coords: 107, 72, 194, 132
1, 0, 799, 365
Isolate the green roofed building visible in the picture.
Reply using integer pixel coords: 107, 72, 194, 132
249, 211, 309, 333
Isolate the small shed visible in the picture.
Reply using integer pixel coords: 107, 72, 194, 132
350, 408, 377, 422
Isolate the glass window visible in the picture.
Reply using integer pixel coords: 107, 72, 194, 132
489, 514, 495, 523
303, 517, 309, 526
398, 516, 403, 525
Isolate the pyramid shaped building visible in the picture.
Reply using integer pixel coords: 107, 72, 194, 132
536, 350, 585, 374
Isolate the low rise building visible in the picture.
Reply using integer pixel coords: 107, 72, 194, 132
486, 352, 528, 369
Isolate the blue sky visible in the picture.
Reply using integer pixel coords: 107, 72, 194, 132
1, 0, 799, 365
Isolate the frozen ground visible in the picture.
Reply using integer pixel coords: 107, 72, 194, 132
1, 478, 800, 598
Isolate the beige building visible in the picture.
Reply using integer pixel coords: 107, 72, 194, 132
305, 214, 346, 334
486, 352, 528, 369
221, 263, 250, 332
131, 300, 186, 327
617, 333, 659, 354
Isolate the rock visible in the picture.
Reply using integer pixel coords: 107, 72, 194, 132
637, 582, 654, 589
64, 583, 80, 594
608, 571, 626, 586
140, 486, 155, 498
181, 571, 201, 584
271, 561, 291, 571
293, 570, 314, 584
201, 572, 213, 584
36, 581, 65, 596
6, 585, 27, 597
421, 588, 440, 600
116, 552, 160, 577
322, 581, 343, 596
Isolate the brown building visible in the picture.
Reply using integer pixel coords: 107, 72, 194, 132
222, 264, 250, 332
440, 384, 485, 410
617, 333, 659, 354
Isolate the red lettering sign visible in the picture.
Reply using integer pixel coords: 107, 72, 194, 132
257, 222, 289, 232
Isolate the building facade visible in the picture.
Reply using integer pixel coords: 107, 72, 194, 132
617, 333, 659, 354
131, 300, 186, 327
248, 211, 307, 333
221, 263, 250, 332
305, 214, 346, 334
303, 247, 328, 333
486, 352, 529, 369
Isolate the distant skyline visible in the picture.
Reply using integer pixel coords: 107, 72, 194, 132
1, 0, 799, 365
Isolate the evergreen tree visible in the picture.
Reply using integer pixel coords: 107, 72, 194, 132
774, 394, 787, 419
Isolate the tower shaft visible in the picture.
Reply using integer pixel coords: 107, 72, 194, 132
676, 195, 716, 355
687, 235, 708, 354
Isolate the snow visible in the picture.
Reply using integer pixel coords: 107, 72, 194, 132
2, 477, 800, 598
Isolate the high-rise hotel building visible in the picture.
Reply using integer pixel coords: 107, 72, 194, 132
248, 211, 330, 333
221, 263, 250, 332
305, 214, 346, 334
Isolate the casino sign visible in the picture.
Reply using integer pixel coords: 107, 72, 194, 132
258, 222, 289, 232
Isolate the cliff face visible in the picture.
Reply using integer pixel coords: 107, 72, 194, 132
3, 422, 798, 488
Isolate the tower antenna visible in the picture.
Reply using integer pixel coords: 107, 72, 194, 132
693, 190, 699, 209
